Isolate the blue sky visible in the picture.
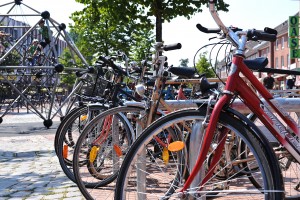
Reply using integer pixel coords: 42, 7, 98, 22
0, 0, 299, 66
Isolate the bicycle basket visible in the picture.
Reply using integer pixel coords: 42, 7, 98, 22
81, 76, 111, 98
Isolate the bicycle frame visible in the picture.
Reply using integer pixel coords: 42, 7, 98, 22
182, 0, 300, 193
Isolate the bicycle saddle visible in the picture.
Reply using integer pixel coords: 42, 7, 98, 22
243, 57, 268, 71
168, 66, 196, 79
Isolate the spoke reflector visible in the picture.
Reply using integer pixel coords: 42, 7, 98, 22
89, 146, 99, 163
113, 144, 123, 157
63, 145, 68, 158
80, 115, 87, 121
168, 141, 185, 152
162, 147, 169, 164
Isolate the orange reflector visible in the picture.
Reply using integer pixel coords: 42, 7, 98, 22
168, 141, 185, 152
162, 147, 169, 165
80, 115, 88, 121
113, 144, 123, 157
89, 146, 99, 163
63, 145, 68, 159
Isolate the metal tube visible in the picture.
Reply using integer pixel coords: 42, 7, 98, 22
162, 98, 300, 113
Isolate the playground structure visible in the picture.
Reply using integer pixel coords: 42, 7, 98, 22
0, 0, 91, 128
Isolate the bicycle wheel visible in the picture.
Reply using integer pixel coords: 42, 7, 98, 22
54, 105, 83, 155
56, 104, 107, 183
73, 106, 145, 200
249, 111, 300, 199
115, 108, 284, 199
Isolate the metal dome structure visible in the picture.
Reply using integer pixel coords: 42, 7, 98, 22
0, 0, 91, 128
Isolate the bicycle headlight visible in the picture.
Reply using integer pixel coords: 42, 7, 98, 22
135, 84, 145, 96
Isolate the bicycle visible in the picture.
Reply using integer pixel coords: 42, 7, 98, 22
114, 1, 300, 199
71, 43, 220, 199
55, 53, 145, 183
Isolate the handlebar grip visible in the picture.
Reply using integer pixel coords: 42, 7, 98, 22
264, 27, 277, 36
99, 56, 127, 75
196, 24, 221, 33
163, 43, 182, 51
247, 30, 277, 42
75, 67, 94, 77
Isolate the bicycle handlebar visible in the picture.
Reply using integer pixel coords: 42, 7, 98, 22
75, 66, 95, 77
99, 55, 127, 76
163, 43, 182, 51
196, 24, 221, 33
264, 27, 278, 35
247, 29, 276, 42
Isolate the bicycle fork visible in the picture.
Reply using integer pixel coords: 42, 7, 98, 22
182, 94, 232, 197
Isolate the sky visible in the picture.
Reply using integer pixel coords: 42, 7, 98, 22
0, 0, 299, 66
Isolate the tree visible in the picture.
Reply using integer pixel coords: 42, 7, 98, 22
73, 0, 229, 48
195, 53, 215, 78
179, 58, 189, 67
71, 1, 155, 61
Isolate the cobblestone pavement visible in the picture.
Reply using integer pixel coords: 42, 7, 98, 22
0, 111, 85, 200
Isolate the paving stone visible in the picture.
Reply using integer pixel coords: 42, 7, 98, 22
10, 190, 32, 197
65, 191, 82, 197
0, 115, 85, 199
43, 193, 64, 199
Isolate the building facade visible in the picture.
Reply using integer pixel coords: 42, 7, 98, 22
244, 13, 299, 89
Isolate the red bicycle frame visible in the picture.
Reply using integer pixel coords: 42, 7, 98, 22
182, 53, 299, 192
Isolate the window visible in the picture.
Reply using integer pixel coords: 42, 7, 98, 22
281, 56, 284, 69
281, 36, 284, 49
275, 39, 279, 50
275, 57, 278, 69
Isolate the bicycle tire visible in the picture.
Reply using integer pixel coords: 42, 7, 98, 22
248, 112, 300, 199
73, 106, 145, 200
115, 108, 284, 199
54, 105, 84, 155
56, 104, 108, 182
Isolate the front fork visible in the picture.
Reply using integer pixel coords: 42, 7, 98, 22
182, 93, 232, 196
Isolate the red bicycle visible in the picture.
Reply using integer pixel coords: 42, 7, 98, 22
114, 1, 300, 199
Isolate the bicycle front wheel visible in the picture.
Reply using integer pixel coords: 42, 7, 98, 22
115, 108, 284, 199
73, 106, 145, 200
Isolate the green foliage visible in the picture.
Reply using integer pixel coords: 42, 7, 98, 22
179, 58, 189, 67
71, 0, 228, 59
71, 1, 155, 62
58, 49, 81, 86
195, 53, 215, 78
0, 49, 21, 66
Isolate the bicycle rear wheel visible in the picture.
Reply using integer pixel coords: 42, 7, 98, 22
73, 106, 145, 200
249, 111, 300, 199
115, 108, 284, 199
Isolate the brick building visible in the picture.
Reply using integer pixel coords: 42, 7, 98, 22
217, 13, 300, 89
244, 13, 299, 89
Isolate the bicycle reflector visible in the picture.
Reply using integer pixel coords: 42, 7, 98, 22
89, 146, 99, 163
80, 115, 87, 121
113, 144, 123, 157
63, 145, 68, 159
162, 147, 169, 165
168, 141, 185, 152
